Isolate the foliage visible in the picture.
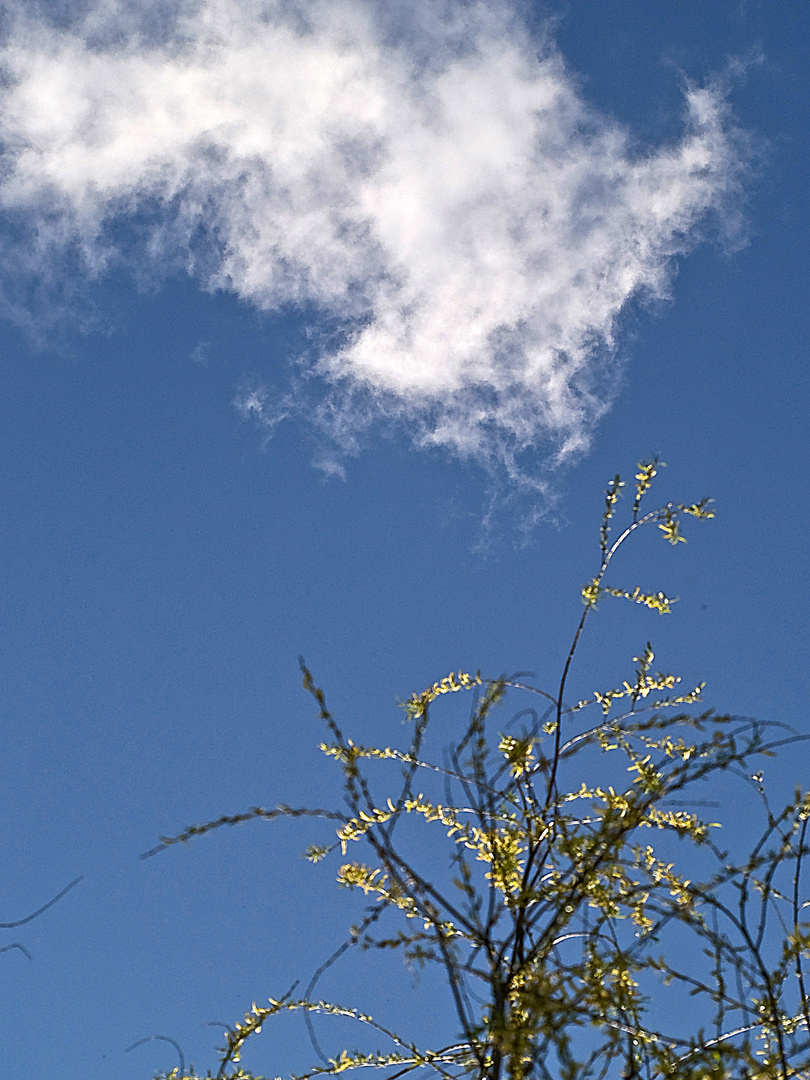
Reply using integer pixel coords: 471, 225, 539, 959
149, 461, 810, 1080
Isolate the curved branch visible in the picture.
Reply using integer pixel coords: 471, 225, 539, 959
0, 876, 83, 929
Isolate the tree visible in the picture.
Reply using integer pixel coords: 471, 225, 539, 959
148, 462, 810, 1080
0, 876, 82, 962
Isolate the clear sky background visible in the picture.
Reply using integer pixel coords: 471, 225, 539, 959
0, 1, 807, 1076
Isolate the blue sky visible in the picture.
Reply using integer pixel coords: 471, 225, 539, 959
0, 1, 807, 1076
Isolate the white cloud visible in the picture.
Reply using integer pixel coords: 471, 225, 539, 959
0, 0, 746, 477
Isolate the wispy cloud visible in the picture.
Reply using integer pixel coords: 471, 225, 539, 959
0, 0, 746, 479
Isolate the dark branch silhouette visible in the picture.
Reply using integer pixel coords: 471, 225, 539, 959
0, 875, 83, 929
126, 1034, 185, 1075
